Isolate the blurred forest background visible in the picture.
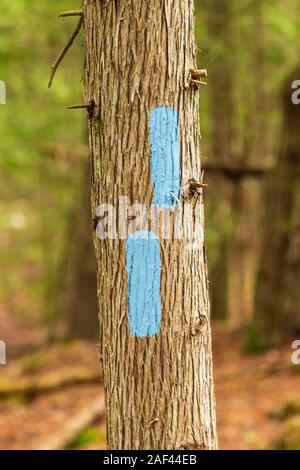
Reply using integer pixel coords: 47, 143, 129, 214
1, 0, 300, 450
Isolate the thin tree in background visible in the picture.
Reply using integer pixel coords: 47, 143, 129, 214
64, 165, 99, 340
253, 65, 300, 347
83, 0, 217, 449
201, 0, 267, 327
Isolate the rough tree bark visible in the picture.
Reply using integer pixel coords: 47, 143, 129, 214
83, 0, 217, 450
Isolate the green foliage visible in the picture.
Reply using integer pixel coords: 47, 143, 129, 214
244, 324, 267, 354
1, 394, 31, 407
270, 399, 300, 421
274, 416, 300, 450
194, 0, 300, 277
67, 426, 105, 450
97, 117, 104, 133
195, 0, 300, 155
0, 1, 85, 324
291, 364, 300, 375
20, 352, 48, 374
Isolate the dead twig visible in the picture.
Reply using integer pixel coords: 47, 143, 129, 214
189, 179, 208, 191
190, 79, 207, 87
58, 10, 83, 18
191, 69, 208, 79
48, 16, 83, 88
67, 104, 91, 110
190, 69, 208, 87
68, 101, 95, 119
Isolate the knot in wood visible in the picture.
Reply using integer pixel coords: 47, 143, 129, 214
191, 315, 208, 337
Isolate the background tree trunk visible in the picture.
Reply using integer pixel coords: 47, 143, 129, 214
253, 64, 300, 347
202, 0, 266, 327
63, 165, 99, 340
206, 0, 239, 323
83, 0, 217, 450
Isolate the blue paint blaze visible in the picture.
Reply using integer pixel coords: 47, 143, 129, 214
149, 106, 181, 208
126, 231, 162, 337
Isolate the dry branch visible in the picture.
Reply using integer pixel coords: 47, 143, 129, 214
189, 179, 208, 190
58, 11, 83, 18
48, 16, 83, 88
191, 69, 208, 79
0, 367, 101, 397
202, 159, 274, 179
190, 69, 208, 87
36, 394, 105, 450
68, 104, 91, 110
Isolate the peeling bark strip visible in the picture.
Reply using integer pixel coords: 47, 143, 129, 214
83, 0, 217, 450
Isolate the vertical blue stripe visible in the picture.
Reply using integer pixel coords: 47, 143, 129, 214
149, 106, 181, 208
126, 231, 161, 337
125, 106, 181, 337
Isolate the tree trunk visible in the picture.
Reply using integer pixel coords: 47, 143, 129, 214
204, 0, 244, 326
64, 166, 99, 340
204, 0, 266, 327
253, 65, 300, 347
83, 0, 217, 450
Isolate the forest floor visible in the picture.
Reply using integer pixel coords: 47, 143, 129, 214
0, 309, 300, 450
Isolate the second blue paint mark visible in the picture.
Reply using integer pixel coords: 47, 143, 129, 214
149, 106, 181, 208
126, 231, 162, 337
